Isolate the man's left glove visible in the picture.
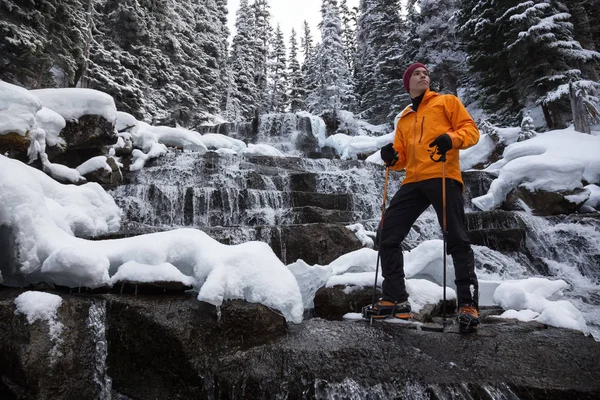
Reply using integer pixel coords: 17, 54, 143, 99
429, 133, 452, 155
380, 143, 398, 167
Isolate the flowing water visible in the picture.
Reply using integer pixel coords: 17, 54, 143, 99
110, 113, 600, 344
87, 300, 112, 399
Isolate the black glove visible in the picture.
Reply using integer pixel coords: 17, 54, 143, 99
380, 143, 398, 167
429, 133, 452, 155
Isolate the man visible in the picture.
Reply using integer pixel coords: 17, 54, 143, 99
364, 63, 481, 333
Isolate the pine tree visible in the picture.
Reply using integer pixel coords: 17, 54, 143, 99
339, 0, 356, 72
0, 0, 87, 88
215, 0, 231, 114
87, 0, 152, 119
300, 20, 314, 61
458, 0, 523, 124
518, 111, 537, 141
500, 0, 600, 129
402, 0, 421, 64
288, 28, 305, 112
414, 0, 465, 95
307, 0, 354, 114
252, 0, 272, 114
268, 24, 288, 113
563, 0, 600, 81
355, 0, 407, 124
226, 0, 258, 121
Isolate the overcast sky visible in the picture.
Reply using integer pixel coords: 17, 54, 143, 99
227, 0, 360, 43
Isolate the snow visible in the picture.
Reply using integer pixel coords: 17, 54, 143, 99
14, 291, 65, 361
35, 107, 66, 148
76, 156, 112, 176
326, 131, 394, 161
14, 291, 64, 342
345, 223, 375, 248
472, 129, 600, 211
0, 154, 303, 323
0, 80, 42, 135
109, 261, 195, 286
115, 111, 138, 132
493, 278, 588, 333
30, 88, 118, 125
239, 143, 285, 157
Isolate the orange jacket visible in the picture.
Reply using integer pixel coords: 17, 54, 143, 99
390, 89, 479, 185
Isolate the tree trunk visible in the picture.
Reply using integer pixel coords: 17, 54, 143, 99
570, 82, 591, 134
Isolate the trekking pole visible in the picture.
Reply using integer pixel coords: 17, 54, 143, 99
441, 154, 448, 331
369, 166, 390, 325
430, 146, 448, 332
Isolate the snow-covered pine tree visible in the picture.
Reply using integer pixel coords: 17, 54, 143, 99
339, 0, 357, 73
215, 0, 231, 114
300, 20, 314, 61
518, 111, 537, 141
458, 0, 523, 124
88, 0, 155, 119
300, 22, 319, 110
89, 0, 228, 126
413, 0, 466, 95
354, 0, 375, 119
288, 28, 305, 112
567, 0, 600, 61
0, 0, 50, 87
355, 0, 406, 124
402, 0, 422, 65
252, 0, 272, 114
0, 0, 87, 88
268, 24, 288, 113
226, 0, 258, 122
194, 0, 230, 120
307, 0, 355, 115
500, 0, 600, 129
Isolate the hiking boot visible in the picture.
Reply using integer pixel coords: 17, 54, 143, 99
458, 305, 480, 333
362, 299, 412, 320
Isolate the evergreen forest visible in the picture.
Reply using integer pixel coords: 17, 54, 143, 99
1, 0, 599, 130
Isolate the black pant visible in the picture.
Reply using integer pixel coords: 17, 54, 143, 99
378, 178, 478, 308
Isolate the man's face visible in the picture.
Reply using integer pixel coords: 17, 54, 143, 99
409, 67, 430, 97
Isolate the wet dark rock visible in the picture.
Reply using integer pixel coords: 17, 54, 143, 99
0, 288, 102, 400
110, 281, 193, 294
269, 223, 363, 265
59, 115, 117, 151
504, 187, 589, 216
290, 191, 351, 210
314, 285, 375, 320
0, 131, 30, 162
468, 228, 526, 252
1, 288, 599, 400
291, 206, 355, 224
462, 170, 497, 204
313, 285, 457, 322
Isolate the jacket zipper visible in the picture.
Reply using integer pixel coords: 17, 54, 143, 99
413, 114, 418, 180
419, 117, 425, 143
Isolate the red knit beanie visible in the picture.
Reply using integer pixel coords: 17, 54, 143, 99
403, 63, 428, 92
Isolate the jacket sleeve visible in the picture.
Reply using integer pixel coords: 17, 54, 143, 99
444, 95, 480, 150
390, 121, 407, 171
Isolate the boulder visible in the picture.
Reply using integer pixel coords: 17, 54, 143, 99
504, 187, 589, 216
269, 223, 363, 265
0, 288, 103, 400
0, 132, 30, 161
2, 288, 599, 400
58, 115, 117, 151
